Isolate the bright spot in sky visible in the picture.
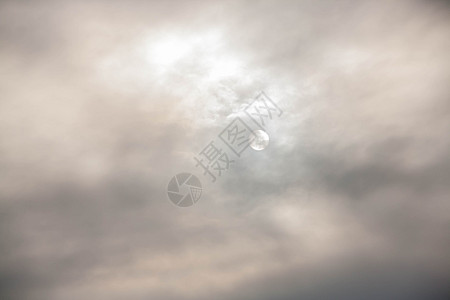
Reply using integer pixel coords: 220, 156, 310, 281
144, 30, 245, 81
249, 130, 270, 151
207, 57, 242, 80
146, 37, 192, 66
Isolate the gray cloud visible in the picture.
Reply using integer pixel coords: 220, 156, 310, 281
1, 0, 449, 299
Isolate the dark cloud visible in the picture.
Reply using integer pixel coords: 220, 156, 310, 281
0, 0, 449, 299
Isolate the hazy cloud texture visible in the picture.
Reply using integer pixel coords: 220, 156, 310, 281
1, 0, 449, 299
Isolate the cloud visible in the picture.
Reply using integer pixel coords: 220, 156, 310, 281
0, 0, 449, 299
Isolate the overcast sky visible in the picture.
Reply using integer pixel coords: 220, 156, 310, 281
1, 0, 449, 299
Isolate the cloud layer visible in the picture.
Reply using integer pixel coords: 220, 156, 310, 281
1, 0, 449, 299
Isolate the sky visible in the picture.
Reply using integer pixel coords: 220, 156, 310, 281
0, 0, 449, 299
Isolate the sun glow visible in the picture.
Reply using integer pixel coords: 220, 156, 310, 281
145, 30, 245, 81
146, 37, 192, 66
207, 56, 242, 80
